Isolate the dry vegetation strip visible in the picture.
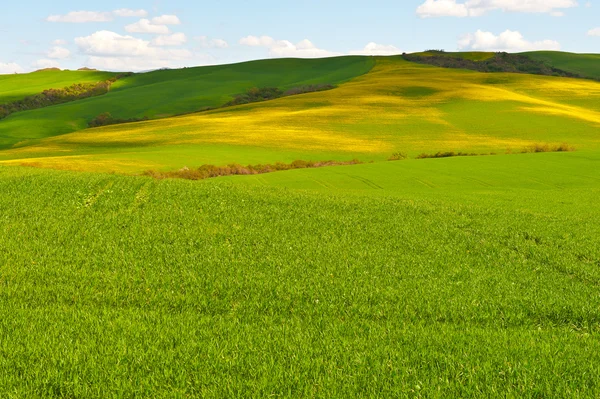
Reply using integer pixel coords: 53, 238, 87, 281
406, 143, 575, 160
143, 159, 362, 180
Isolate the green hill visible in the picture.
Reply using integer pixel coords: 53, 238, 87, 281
2, 52, 600, 397
523, 51, 600, 79
2, 55, 599, 173
0, 57, 374, 149
0, 69, 117, 104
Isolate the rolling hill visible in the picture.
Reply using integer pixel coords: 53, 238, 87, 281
1, 54, 599, 173
0, 57, 374, 150
524, 51, 600, 80
1, 51, 600, 397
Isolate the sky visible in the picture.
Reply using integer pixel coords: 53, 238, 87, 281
0, 0, 598, 74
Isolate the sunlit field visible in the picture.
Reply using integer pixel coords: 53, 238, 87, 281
1, 56, 599, 173
1, 52, 600, 397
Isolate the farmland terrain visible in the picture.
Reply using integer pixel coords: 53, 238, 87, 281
0, 51, 599, 397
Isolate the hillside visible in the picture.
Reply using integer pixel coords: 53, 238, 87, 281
1, 55, 599, 173
0, 57, 374, 150
0, 69, 117, 104
524, 51, 600, 80
2, 51, 600, 397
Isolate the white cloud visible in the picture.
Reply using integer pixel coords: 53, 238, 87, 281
240, 36, 340, 58
53, 39, 68, 46
47, 11, 113, 23
196, 36, 229, 48
32, 59, 61, 70
75, 30, 195, 71
152, 33, 187, 46
588, 27, 600, 36
458, 30, 561, 51
113, 9, 148, 17
46, 9, 148, 23
125, 19, 170, 34
0, 62, 24, 74
47, 46, 71, 59
239, 35, 276, 47
151, 15, 181, 25
417, 0, 578, 17
350, 42, 402, 56
417, 0, 470, 17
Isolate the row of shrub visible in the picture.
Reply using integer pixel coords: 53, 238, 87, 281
516, 143, 575, 153
88, 112, 148, 128
0, 73, 133, 120
143, 159, 362, 180
389, 143, 575, 161
403, 52, 584, 79
225, 84, 335, 107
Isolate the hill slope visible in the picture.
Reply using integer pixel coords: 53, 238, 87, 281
524, 51, 600, 79
0, 70, 117, 104
2, 55, 599, 173
0, 57, 374, 149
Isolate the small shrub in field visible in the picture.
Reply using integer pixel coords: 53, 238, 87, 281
388, 152, 407, 161
521, 143, 575, 153
224, 84, 334, 108
144, 159, 362, 181
416, 151, 483, 159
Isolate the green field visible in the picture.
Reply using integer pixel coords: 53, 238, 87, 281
0, 69, 117, 104
2, 55, 599, 173
524, 51, 600, 79
0, 57, 374, 150
1, 52, 600, 397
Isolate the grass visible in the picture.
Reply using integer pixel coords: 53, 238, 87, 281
0, 69, 117, 104
1, 150, 600, 397
524, 51, 600, 80
1, 52, 600, 396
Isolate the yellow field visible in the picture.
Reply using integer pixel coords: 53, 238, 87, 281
2, 56, 600, 173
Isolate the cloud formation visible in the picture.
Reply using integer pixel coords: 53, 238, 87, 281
0, 62, 24, 74
416, 0, 578, 17
75, 30, 194, 71
152, 33, 188, 47
196, 36, 229, 49
239, 36, 340, 58
32, 59, 61, 70
125, 19, 170, 34
151, 15, 181, 25
47, 46, 71, 59
588, 27, 600, 36
350, 42, 402, 56
458, 30, 561, 51
46, 9, 147, 23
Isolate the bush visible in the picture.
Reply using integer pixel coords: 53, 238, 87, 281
88, 112, 148, 128
388, 152, 407, 161
224, 84, 335, 108
403, 52, 583, 79
144, 159, 362, 181
521, 143, 575, 153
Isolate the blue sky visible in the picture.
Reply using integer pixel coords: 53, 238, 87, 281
0, 0, 598, 73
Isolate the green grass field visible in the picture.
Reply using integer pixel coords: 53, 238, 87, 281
524, 51, 600, 80
0, 69, 117, 104
1, 52, 600, 397
2, 55, 599, 173
0, 57, 374, 150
